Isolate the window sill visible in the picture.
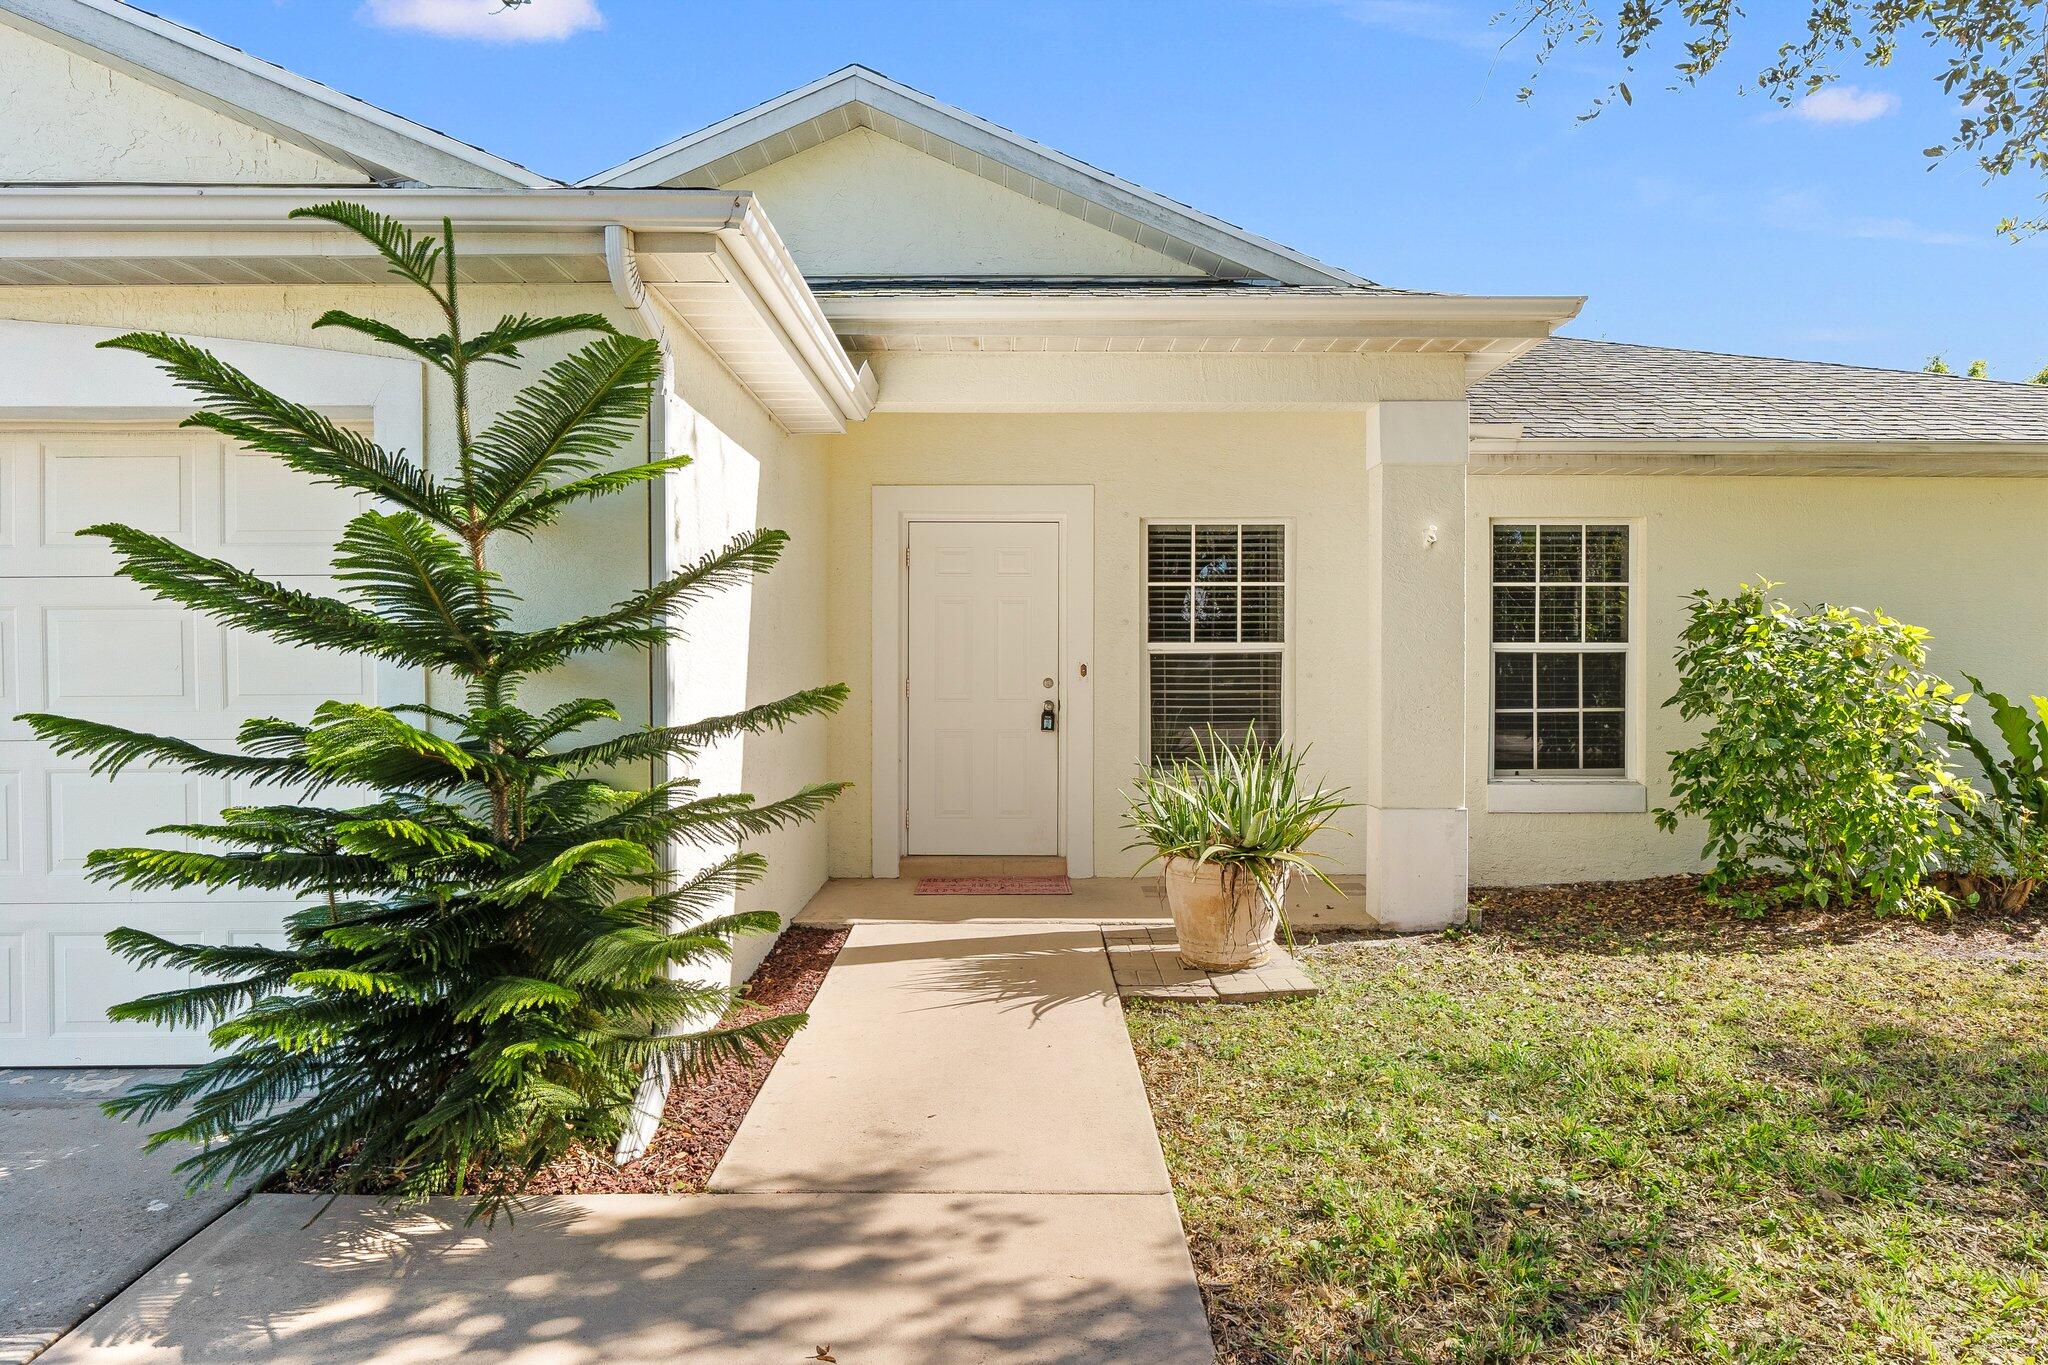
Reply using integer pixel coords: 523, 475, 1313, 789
1486, 781, 1648, 814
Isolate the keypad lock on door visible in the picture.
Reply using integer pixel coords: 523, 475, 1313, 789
1040, 701, 1057, 732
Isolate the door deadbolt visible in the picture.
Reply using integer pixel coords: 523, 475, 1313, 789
1040, 701, 1057, 732
1041, 677, 1054, 689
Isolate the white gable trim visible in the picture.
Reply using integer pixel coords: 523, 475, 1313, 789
579, 66, 1364, 287
0, 0, 554, 188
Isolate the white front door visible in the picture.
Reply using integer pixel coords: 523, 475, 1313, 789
905, 520, 1060, 855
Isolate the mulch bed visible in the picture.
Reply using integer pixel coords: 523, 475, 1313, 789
525, 924, 848, 1194
1470, 872, 2048, 960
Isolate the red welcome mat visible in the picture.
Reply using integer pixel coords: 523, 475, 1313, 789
914, 876, 1073, 896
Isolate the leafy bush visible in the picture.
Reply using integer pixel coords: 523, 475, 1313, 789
1122, 728, 1353, 907
1936, 676, 2048, 909
1656, 582, 1971, 917
20, 205, 844, 1218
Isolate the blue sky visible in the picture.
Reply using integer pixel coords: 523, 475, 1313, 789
155, 0, 2048, 378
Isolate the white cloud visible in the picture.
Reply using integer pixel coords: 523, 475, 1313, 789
358, 0, 603, 43
1789, 85, 1899, 125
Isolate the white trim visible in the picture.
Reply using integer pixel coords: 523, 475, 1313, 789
1139, 518, 1293, 763
579, 65, 1364, 287
0, 0, 553, 187
870, 485, 1095, 878
826, 292, 1586, 331
1485, 781, 1648, 814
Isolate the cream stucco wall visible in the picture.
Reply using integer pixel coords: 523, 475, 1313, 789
0, 283, 834, 976
720, 127, 1204, 278
0, 23, 372, 184
1465, 473, 2048, 886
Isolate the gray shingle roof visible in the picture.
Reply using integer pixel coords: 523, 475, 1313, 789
1469, 337, 2048, 443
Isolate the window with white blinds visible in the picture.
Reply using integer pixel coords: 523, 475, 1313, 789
1144, 521, 1288, 763
1491, 522, 1632, 776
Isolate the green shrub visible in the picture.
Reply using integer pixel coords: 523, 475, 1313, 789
1656, 582, 1971, 917
20, 206, 845, 1218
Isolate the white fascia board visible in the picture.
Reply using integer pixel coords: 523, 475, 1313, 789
579, 65, 1366, 288
0, 0, 554, 188
821, 291, 1587, 341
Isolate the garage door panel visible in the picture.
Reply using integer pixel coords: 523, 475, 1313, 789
224, 627, 377, 715
0, 578, 378, 740
0, 432, 359, 578
3, 905, 304, 1065
222, 447, 368, 552
47, 605, 203, 717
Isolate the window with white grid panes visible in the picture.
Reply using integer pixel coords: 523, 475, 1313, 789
1490, 522, 1631, 776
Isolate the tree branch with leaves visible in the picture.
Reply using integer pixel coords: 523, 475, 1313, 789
1511, 0, 2048, 229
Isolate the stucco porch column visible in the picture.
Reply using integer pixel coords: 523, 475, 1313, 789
1362, 399, 1470, 930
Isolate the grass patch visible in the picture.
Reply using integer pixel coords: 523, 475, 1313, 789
1127, 877, 2048, 1363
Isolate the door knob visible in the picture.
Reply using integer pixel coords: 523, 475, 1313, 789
1040, 700, 1057, 733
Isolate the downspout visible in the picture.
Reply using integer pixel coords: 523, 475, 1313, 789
605, 224, 679, 1164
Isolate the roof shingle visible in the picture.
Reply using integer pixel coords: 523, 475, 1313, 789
1470, 337, 2048, 443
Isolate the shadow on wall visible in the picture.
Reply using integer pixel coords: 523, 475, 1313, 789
665, 397, 836, 983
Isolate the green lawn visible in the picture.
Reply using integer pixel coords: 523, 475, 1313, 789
1126, 879, 2048, 1363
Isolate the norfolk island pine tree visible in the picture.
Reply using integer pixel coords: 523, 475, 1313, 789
18, 203, 846, 1219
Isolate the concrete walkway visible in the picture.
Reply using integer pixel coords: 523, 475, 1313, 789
39, 906, 1215, 1364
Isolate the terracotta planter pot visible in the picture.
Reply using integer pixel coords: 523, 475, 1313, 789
1162, 856, 1287, 972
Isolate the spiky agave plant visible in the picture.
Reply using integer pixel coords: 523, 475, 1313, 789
19, 203, 845, 1218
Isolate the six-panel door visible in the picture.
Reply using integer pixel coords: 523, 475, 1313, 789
905, 521, 1061, 856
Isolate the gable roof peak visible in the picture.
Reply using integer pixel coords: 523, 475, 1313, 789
580, 63, 1364, 287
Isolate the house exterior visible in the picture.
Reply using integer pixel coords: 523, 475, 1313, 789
6, 0, 2048, 1066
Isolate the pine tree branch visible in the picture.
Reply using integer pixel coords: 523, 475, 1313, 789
16, 714, 321, 787
468, 334, 663, 528
332, 511, 504, 669
95, 331, 448, 524
489, 457, 691, 539
87, 523, 448, 667
288, 203, 444, 294
308, 310, 454, 371
465, 313, 620, 365
494, 528, 787, 673
552, 686, 848, 772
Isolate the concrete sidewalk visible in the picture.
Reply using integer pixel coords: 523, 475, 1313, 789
40, 915, 1215, 1364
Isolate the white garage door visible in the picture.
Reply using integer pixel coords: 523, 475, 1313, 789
0, 426, 411, 1065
